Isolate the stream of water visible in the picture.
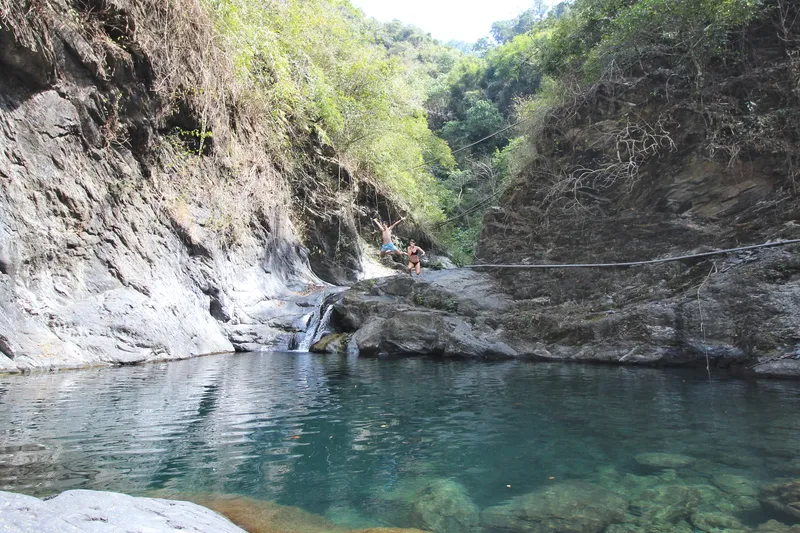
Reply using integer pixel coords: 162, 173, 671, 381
1, 353, 800, 531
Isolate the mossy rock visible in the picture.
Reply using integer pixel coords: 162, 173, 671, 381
310, 334, 350, 354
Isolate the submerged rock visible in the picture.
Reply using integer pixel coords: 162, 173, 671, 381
712, 473, 759, 497
480, 480, 628, 533
409, 479, 480, 533
755, 520, 800, 533
690, 511, 749, 533
629, 484, 704, 524
0, 489, 246, 533
761, 479, 800, 520
634, 453, 696, 469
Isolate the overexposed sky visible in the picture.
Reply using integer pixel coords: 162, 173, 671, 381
350, 0, 559, 43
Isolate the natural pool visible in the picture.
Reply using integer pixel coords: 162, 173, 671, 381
1, 352, 800, 532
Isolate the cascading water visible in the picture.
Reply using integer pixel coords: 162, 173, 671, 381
297, 304, 334, 352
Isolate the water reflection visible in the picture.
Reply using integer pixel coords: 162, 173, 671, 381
1, 354, 800, 527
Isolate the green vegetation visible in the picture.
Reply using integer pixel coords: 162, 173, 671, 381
206, 0, 455, 227
106, 0, 773, 260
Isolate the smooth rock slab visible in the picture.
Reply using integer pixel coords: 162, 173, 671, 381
634, 453, 696, 469
0, 489, 246, 533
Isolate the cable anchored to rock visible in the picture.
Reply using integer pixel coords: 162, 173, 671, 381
464, 239, 800, 269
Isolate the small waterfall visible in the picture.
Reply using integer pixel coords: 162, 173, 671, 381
297, 304, 334, 352
312, 305, 334, 346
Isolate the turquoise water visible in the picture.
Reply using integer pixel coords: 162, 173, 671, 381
1, 352, 800, 531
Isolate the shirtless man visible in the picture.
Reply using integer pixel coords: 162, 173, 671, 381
373, 217, 406, 258
406, 240, 426, 276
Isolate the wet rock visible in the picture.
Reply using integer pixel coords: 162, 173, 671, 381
0, 489, 246, 533
690, 511, 749, 533
634, 453, 696, 469
311, 333, 350, 354
480, 480, 628, 533
712, 473, 759, 497
761, 479, 800, 520
409, 479, 480, 533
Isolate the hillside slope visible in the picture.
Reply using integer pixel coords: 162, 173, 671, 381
477, 4, 800, 376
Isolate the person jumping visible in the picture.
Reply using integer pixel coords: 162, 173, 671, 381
373, 217, 406, 258
406, 239, 425, 276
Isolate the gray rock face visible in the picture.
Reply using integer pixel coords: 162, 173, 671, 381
480, 481, 628, 533
0, 489, 246, 533
339, 270, 517, 358
0, 1, 359, 372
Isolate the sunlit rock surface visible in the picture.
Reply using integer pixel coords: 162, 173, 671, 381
0, 489, 246, 533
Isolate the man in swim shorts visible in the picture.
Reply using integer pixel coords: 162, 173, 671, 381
373, 217, 406, 258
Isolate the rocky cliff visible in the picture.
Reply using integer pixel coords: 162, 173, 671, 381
475, 10, 800, 376
0, 0, 404, 372
331, 7, 800, 377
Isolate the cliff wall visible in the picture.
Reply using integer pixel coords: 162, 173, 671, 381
0, 0, 396, 372
477, 12, 800, 376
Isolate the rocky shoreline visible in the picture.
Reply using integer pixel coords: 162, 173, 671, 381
312, 266, 800, 378
5, 450, 800, 533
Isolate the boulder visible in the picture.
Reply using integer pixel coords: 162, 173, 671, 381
409, 479, 480, 533
634, 453, 696, 469
311, 333, 350, 354
0, 490, 246, 533
480, 480, 628, 533
353, 311, 516, 358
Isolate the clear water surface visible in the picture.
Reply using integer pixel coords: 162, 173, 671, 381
1, 352, 800, 530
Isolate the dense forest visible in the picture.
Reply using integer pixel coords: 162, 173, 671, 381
193, 0, 776, 263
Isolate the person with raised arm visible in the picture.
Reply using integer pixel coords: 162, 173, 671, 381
373, 217, 406, 258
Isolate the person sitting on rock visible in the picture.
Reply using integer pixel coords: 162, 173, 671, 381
406, 239, 425, 276
373, 217, 407, 258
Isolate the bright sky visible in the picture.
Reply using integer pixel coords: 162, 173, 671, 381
350, 0, 559, 43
